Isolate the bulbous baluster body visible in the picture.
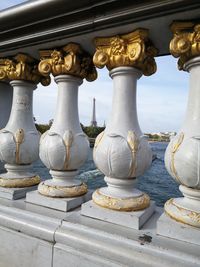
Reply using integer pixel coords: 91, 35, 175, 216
165, 57, 200, 227
93, 67, 152, 211
0, 80, 40, 187
38, 75, 89, 197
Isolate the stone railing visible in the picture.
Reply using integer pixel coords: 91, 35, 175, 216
0, 14, 200, 267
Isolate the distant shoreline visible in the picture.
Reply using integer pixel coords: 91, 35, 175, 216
89, 138, 169, 147
149, 140, 169, 143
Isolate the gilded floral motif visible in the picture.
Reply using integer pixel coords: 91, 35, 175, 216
93, 29, 158, 76
170, 21, 200, 70
0, 54, 50, 85
39, 43, 97, 81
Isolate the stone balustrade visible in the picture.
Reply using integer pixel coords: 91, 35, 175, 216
0, 17, 199, 267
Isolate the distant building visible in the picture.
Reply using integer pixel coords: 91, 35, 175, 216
145, 131, 177, 141
90, 98, 97, 127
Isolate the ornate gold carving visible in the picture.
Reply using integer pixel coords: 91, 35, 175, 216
0, 54, 50, 85
92, 189, 150, 211
93, 29, 158, 76
127, 131, 140, 177
38, 181, 87, 197
165, 198, 200, 228
94, 130, 105, 149
63, 130, 73, 170
0, 175, 40, 188
39, 43, 97, 81
14, 128, 25, 164
170, 132, 184, 184
170, 21, 200, 70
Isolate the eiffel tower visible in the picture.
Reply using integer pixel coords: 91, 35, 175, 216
90, 98, 97, 127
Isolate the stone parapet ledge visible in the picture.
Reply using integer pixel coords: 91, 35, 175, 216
0, 198, 63, 242
0, 198, 198, 266
57, 211, 200, 267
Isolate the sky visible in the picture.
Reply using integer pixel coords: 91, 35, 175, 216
33, 56, 189, 133
0, 0, 27, 10
0, 1, 190, 133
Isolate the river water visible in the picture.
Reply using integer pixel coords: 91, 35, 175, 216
31, 142, 181, 207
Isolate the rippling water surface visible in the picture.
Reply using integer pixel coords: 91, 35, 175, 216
32, 142, 181, 207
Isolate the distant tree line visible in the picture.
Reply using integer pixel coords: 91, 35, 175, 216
35, 123, 50, 134
35, 121, 105, 138
81, 124, 105, 138
146, 133, 170, 142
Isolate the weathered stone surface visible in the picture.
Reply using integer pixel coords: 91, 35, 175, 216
0, 198, 199, 267
0, 185, 38, 200
0, 226, 53, 267
157, 212, 200, 246
56, 208, 200, 267
81, 200, 155, 229
26, 190, 92, 211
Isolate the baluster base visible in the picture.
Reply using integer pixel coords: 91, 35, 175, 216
38, 170, 88, 198
0, 164, 40, 188
26, 190, 92, 211
164, 185, 200, 228
0, 185, 38, 200
157, 212, 200, 246
92, 188, 150, 211
82, 199, 155, 230
92, 177, 150, 211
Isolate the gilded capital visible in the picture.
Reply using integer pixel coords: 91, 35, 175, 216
93, 29, 158, 76
0, 54, 50, 86
38, 43, 97, 82
170, 21, 200, 70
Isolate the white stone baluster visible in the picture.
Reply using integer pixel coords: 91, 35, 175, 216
0, 54, 49, 199
38, 75, 89, 197
0, 82, 12, 129
28, 43, 97, 210
93, 66, 152, 211
162, 22, 200, 229
0, 82, 12, 171
81, 29, 158, 229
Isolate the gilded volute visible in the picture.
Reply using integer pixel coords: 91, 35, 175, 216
0, 53, 50, 85
38, 43, 97, 81
93, 29, 158, 76
170, 21, 200, 70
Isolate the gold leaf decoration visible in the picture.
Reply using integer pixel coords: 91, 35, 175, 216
93, 29, 158, 76
127, 131, 140, 177
63, 130, 74, 170
170, 21, 200, 70
170, 132, 184, 183
14, 128, 25, 164
94, 130, 105, 149
0, 54, 50, 85
39, 43, 97, 81
93, 189, 150, 211
165, 198, 200, 227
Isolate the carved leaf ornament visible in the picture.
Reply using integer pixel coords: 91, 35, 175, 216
170, 22, 200, 70
0, 54, 50, 85
93, 29, 158, 76
39, 43, 97, 81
